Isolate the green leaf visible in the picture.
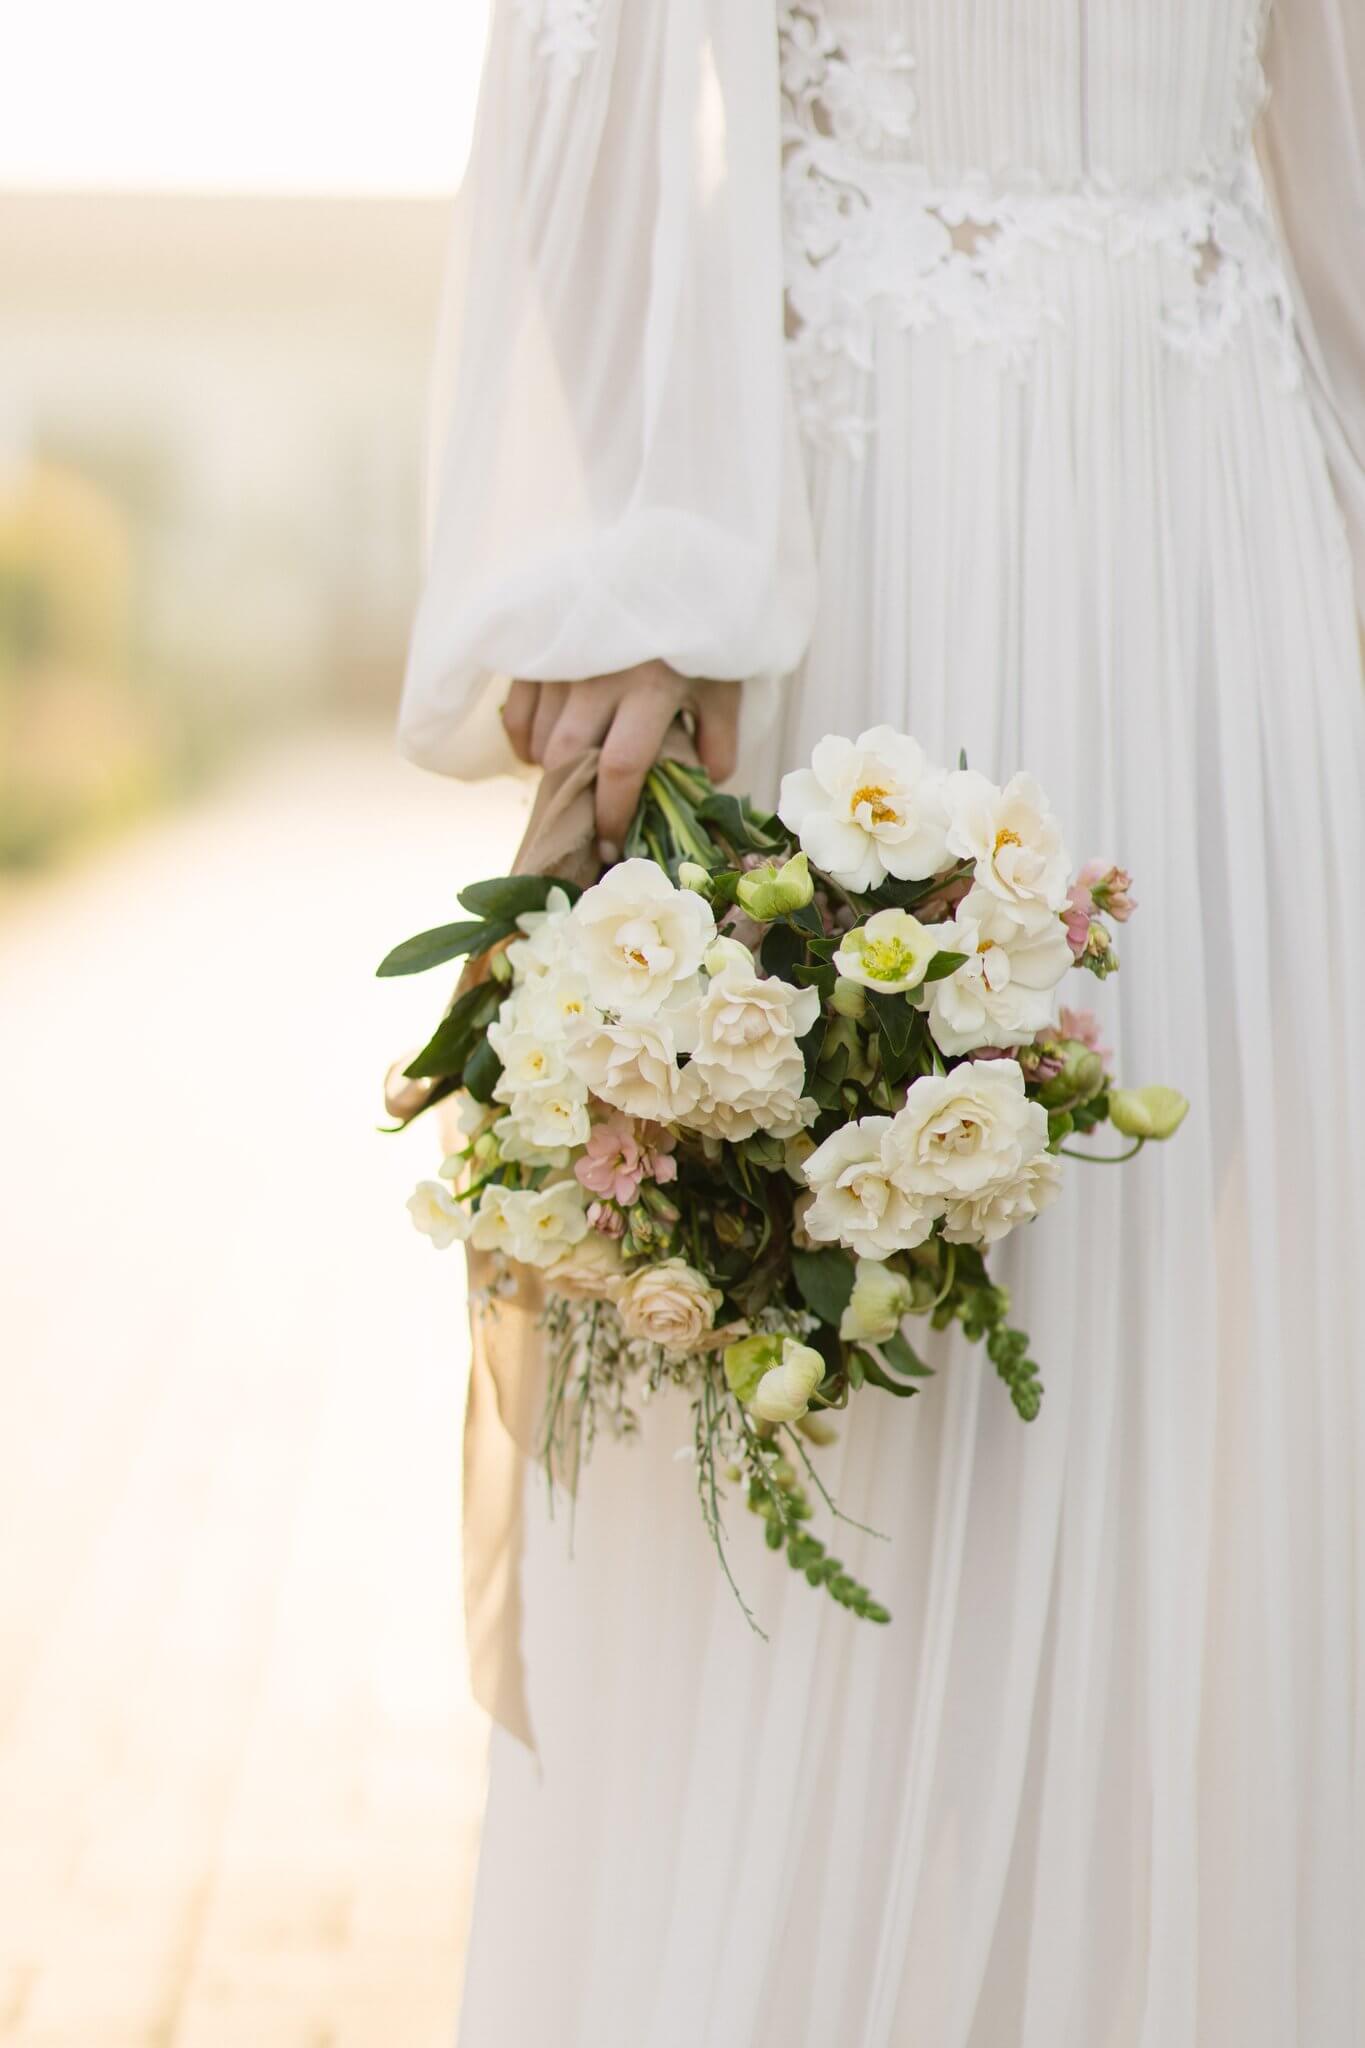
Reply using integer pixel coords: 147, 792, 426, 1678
457, 874, 578, 921
922, 949, 968, 983
463, 1036, 503, 1104
697, 792, 786, 853
761, 923, 805, 981
377, 919, 509, 978
857, 1351, 919, 1399
403, 982, 501, 1080
791, 1247, 856, 1329
868, 989, 916, 1056
1047, 1109, 1075, 1150
880, 1329, 935, 1379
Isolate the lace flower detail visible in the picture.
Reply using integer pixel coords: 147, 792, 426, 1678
515, 0, 600, 79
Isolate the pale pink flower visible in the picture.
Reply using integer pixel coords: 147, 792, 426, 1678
575, 1115, 678, 1204
587, 1201, 627, 1238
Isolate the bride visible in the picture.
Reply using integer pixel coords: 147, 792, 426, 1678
400, 4, 1365, 2042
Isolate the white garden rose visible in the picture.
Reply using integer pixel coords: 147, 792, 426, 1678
470, 1180, 590, 1267
544, 1229, 628, 1302
687, 956, 820, 1102
839, 1257, 915, 1342
569, 860, 715, 1013
920, 887, 1072, 1055
682, 1068, 817, 1144
778, 727, 951, 891
946, 770, 1071, 928
567, 1011, 702, 1122
883, 1060, 1049, 1203
617, 1258, 723, 1353
749, 1339, 826, 1424
941, 1152, 1064, 1246
834, 908, 937, 993
802, 1117, 939, 1259
407, 1180, 473, 1250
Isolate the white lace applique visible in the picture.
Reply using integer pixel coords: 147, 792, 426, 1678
515, 0, 600, 79
779, 1, 1300, 454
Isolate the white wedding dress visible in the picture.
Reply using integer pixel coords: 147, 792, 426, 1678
400, 3, 1365, 2042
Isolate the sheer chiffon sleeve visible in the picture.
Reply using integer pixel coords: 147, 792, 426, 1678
1261, 0, 1365, 619
398, 2, 816, 779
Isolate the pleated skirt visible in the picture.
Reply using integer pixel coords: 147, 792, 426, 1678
457, 237, 1365, 2047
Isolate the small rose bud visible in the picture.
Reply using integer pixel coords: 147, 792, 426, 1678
713, 1207, 747, 1247
748, 1339, 826, 1424
678, 862, 713, 897
831, 976, 867, 1020
1108, 1085, 1189, 1141
735, 851, 814, 921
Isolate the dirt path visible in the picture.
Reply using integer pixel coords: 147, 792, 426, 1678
0, 730, 532, 2046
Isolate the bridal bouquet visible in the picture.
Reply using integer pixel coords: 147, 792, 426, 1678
383, 729, 1186, 1627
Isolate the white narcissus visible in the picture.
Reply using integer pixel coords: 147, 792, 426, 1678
802, 1117, 939, 1259
494, 1088, 592, 1166
941, 1154, 1064, 1246
407, 1180, 473, 1250
749, 1339, 826, 1424
617, 1259, 723, 1353
470, 1181, 590, 1267
839, 1257, 915, 1341
946, 769, 1072, 930
920, 887, 1072, 1056
778, 727, 951, 891
505, 885, 575, 984
834, 907, 938, 993
883, 1059, 1049, 1203
569, 859, 715, 1014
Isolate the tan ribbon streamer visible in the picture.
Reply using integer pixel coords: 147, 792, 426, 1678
386, 736, 700, 1748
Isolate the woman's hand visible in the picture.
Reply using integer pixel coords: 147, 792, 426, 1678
501, 664, 740, 859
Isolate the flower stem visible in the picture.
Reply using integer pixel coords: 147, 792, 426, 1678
1058, 1138, 1146, 1163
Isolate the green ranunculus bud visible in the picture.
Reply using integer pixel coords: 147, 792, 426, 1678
678, 861, 713, 896
735, 850, 814, 921
1108, 1085, 1190, 1141
831, 976, 867, 1020
713, 1207, 747, 1248
1036, 1041, 1106, 1112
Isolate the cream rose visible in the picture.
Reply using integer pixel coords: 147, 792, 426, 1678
941, 1153, 1064, 1246
883, 1060, 1049, 1203
617, 1258, 723, 1354
778, 727, 951, 891
569, 860, 715, 1013
946, 769, 1071, 928
545, 1229, 628, 1302
920, 887, 1072, 1055
802, 1117, 939, 1259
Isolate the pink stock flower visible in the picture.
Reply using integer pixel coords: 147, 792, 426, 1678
1058, 1005, 1114, 1072
575, 1115, 678, 1205
1077, 861, 1137, 922
1063, 879, 1095, 958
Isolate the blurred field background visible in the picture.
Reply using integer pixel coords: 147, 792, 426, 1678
0, 5, 521, 2041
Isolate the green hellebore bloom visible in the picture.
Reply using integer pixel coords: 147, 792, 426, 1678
735, 851, 814, 921
723, 1332, 784, 1406
1108, 1085, 1190, 1141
